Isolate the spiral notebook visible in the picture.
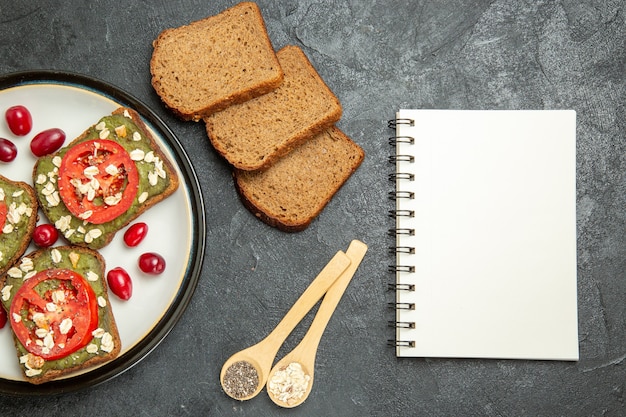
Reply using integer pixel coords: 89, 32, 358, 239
388, 109, 579, 361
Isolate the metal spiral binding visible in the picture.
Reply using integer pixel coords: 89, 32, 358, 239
388, 265, 415, 273
388, 118, 415, 128
388, 136, 415, 145
388, 321, 416, 329
388, 154, 414, 163
387, 228, 415, 237
388, 172, 415, 181
387, 339, 416, 348
388, 302, 415, 310
388, 117, 416, 351
388, 209, 415, 218
389, 246, 415, 254
388, 191, 414, 201
387, 283, 415, 291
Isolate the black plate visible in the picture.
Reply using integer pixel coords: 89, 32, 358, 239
0, 71, 205, 396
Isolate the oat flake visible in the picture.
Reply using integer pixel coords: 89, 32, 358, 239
268, 362, 311, 406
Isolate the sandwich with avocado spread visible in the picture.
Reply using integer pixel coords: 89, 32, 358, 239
32, 107, 179, 250
0, 245, 120, 384
0, 175, 38, 275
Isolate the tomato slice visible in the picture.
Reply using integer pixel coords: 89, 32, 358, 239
9, 269, 99, 361
58, 139, 139, 224
0, 202, 6, 235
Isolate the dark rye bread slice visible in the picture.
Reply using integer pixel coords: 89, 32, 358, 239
204, 45, 343, 171
150, 2, 284, 121
234, 126, 364, 232
0, 175, 38, 276
0, 246, 121, 384
33, 107, 179, 250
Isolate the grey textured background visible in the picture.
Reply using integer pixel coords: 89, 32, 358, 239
0, 0, 624, 416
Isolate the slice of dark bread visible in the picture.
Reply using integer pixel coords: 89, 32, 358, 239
0, 175, 38, 275
150, 2, 284, 121
204, 45, 343, 171
234, 126, 364, 231
0, 246, 120, 384
32, 107, 179, 250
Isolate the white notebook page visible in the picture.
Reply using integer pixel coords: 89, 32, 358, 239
393, 109, 578, 360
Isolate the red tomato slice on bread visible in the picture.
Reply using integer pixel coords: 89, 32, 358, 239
0, 202, 6, 234
9, 269, 99, 360
58, 139, 139, 224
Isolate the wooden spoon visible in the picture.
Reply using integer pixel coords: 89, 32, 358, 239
220, 250, 351, 401
266, 240, 368, 408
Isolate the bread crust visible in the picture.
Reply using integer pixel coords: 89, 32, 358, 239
150, 2, 284, 121
32, 107, 179, 249
234, 185, 315, 232
0, 175, 38, 275
0, 245, 121, 384
113, 107, 180, 208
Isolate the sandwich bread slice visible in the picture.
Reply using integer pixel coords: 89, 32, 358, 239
234, 126, 364, 231
204, 45, 343, 171
150, 2, 284, 121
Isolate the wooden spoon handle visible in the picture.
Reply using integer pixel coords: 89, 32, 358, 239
297, 240, 368, 363
261, 250, 351, 357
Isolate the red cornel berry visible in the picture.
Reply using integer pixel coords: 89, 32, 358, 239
5, 105, 32, 136
107, 267, 133, 300
30, 128, 66, 157
33, 224, 59, 247
138, 252, 166, 275
123, 222, 148, 247
0, 307, 7, 329
0, 138, 17, 162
